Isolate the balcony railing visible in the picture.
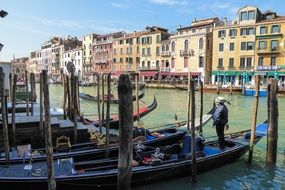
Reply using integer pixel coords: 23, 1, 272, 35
160, 67, 171, 72
228, 66, 236, 70
139, 66, 159, 71
217, 66, 224, 70
257, 47, 280, 54
94, 59, 109, 64
180, 49, 194, 56
161, 51, 171, 57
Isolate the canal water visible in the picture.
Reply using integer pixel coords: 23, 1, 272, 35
46, 84, 285, 189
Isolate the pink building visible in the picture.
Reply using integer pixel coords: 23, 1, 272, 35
92, 32, 123, 74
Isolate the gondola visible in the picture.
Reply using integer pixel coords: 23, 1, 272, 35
0, 97, 157, 147
79, 91, 145, 104
0, 123, 267, 190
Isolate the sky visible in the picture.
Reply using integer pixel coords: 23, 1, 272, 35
0, 0, 285, 62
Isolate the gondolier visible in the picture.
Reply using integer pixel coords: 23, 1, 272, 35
212, 96, 229, 150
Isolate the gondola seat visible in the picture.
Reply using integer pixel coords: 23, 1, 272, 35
56, 136, 71, 152
181, 135, 205, 155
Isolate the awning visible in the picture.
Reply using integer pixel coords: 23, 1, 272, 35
140, 71, 158, 77
159, 72, 200, 77
112, 71, 123, 76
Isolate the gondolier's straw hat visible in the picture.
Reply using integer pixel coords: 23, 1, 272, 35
215, 96, 227, 103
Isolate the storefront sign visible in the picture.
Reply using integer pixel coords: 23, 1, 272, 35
256, 66, 280, 70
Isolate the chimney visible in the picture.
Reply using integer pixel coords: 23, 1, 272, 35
178, 25, 182, 29
224, 17, 228, 26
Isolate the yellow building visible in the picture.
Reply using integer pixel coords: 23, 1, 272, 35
82, 33, 98, 80
113, 31, 145, 75
139, 26, 169, 79
170, 18, 219, 83
212, 6, 285, 86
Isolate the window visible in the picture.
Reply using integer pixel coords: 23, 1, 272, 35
272, 25, 280, 33
270, 57, 276, 66
199, 56, 204, 68
119, 40, 124, 44
156, 35, 161, 43
241, 12, 248, 21
184, 40, 189, 50
136, 57, 140, 64
120, 58, 123, 63
229, 58, 234, 68
219, 43, 224, 51
156, 47, 160, 55
113, 58, 116, 63
240, 28, 247, 35
171, 58, 175, 68
130, 47, 132, 54
258, 57, 264, 66
271, 40, 278, 51
241, 42, 247, 50
136, 37, 140, 44
260, 26, 267, 34
218, 30, 226, 37
247, 42, 254, 50
248, 11, 255, 20
246, 57, 252, 68
166, 45, 169, 51
136, 46, 140, 54
162, 45, 165, 51
120, 48, 123, 54
142, 48, 145, 56
199, 38, 203, 50
229, 29, 237, 37
171, 41, 175, 52
184, 57, 188, 68
218, 58, 223, 68
248, 28, 255, 35
147, 47, 151, 56
229, 43, 235, 51
240, 58, 245, 68
258, 41, 266, 50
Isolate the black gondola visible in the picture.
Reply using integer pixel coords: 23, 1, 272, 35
79, 91, 145, 104
0, 123, 267, 190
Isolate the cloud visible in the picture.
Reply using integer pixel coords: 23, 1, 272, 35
110, 2, 128, 8
147, 0, 186, 6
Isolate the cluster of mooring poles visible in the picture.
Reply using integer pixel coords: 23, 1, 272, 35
247, 75, 279, 165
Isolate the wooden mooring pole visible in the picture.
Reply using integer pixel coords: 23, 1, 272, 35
42, 70, 56, 190
248, 75, 260, 163
186, 71, 191, 132
9, 73, 12, 100
40, 73, 44, 140
190, 79, 197, 182
135, 73, 140, 123
230, 77, 233, 95
266, 79, 278, 165
25, 70, 29, 116
117, 74, 133, 190
72, 73, 77, 143
105, 73, 111, 158
30, 73, 35, 115
63, 75, 67, 119
0, 68, 10, 164
101, 74, 105, 129
96, 73, 102, 133
199, 79, 203, 135
12, 74, 17, 145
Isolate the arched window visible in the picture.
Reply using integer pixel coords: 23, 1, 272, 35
171, 41, 175, 52
156, 60, 159, 68
199, 38, 204, 50
142, 61, 145, 67
147, 61, 151, 69
162, 45, 165, 51
184, 40, 189, 50
166, 45, 169, 51
166, 60, 169, 67
171, 58, 175, 68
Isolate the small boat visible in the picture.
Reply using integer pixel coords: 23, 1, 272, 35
0, 123, 267, 189
244, 86, 267, 97
79, 91, 145, 104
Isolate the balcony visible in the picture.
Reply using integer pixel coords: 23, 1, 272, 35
257, 47, 280, 54
95, 40, 113, 45
161, 51, 171, 57
160, 67, 171, 72
228, 66, 236, 70
139, 66, 159, 71
239, 66, 254, 70
180, 49, 194, 57
94, 59, 109, 64
217, 66, 224, 70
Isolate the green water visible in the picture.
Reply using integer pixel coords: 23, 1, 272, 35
46, 84, 285, 189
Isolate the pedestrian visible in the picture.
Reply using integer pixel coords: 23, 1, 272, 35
212, 96, 229, 150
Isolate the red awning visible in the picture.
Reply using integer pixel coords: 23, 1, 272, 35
140, 71, 158, 77
159, 72, 200, 77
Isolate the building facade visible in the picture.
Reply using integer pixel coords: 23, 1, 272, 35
11, 57, 28, 80
93, 32, 123, 74
63, 47, 83, 78
212, 6, 285, 86
170, 18, 219, 83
